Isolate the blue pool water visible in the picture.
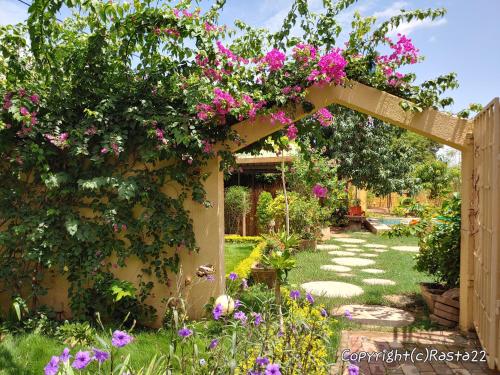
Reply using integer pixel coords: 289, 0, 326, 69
378, 217, 405, 225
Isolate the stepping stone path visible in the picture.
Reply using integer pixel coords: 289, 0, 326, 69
371, 249, 387, 253
332, 257, 375, 267
332, 304, 414, 327
317, 244, 340, 250
391, 245, 419, 252
361, 268, 385, 274
336, 273, 354, 277
335, 238, 366, 244
320, 265, 352, 272
327, 250, 356, 256
342, 244, 362, 248
362, 278, 396, 286
358, 253, 378, 258
362, 243, 387, 249
301, 281, 364, 298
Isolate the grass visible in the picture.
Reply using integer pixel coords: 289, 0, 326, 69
288, 230, 437, 331
224, 241, 256, 273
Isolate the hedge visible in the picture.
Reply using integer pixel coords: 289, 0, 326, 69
230, 241, 266, 279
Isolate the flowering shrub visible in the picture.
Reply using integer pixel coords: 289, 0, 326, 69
0, 0, 455, 318
43, 274, 335, 374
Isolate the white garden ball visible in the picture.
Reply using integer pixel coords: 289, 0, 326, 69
215, 295, 235, 315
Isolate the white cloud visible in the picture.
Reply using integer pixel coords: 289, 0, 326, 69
387, 17, 447, 37
372, 1, 408, 19
0, 0, 28, 25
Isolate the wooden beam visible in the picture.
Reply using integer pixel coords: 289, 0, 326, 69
227, 80, 473, 152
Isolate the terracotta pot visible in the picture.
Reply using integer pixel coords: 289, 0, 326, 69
420, 282, 446, 313
298, 239, 317, 251
251, 266, 277, 289
348, 206, 363, 216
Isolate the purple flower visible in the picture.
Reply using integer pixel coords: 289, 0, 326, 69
111, 330, 133, 348
228, 272, 238, 281
256, 356, 270, 366
30, 94, 40, 104
265, 363, 281, 375
44, 356, 59, 375
59, 348, 71, 362
234, 299, 242, 309
234, 311, 247, 324
178, 327, 193, 338
252, 312, 263, 326
344, 309, 353, 320
312, 184, 328, 198
306, 292, 314, 304
348, 363, 359, 375
289, 290, 300, 300
241, 278, 248, 289
213, 303, 223, 320
320, 308, 328, 317
72, 351, 91, 370
209, 338, 219, 350
93, 348, 109, 363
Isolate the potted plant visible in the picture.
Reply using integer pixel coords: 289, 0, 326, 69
298, 230, 317, 251
348, 198, 363, 216
251, 233, 297, 302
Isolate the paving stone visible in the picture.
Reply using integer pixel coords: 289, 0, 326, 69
372, 248, 388, 253
363, 278, 396, 286
363, 243, 388, 249
332, 304, 415, 327
361, 268, 385, 274
301, 281, 364, 298
401, 364, 420, 375
320, 264, 352, 272
359, 253, 379, 258
342, 244, 363, 248
332, 257, 376, 267
327, 250, 357, 256
335, 238, 367, 244
337, 273, 355, 277
391, 245, 419, 252
317, 244, 341, 250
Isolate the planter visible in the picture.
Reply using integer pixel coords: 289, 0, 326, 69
348, 206, 363, 216
430, 288, 460, 328
251, 266, 277, 289
420, 282, 446, 313
298, 239, 317, 251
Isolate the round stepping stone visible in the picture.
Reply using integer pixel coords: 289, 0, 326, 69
391, 245, 419, 252
363, 243, 388, 249
317, 244, 341, 250
335, 238, 366, 244
331, 304, 414, 327
320, 265, 352, 272
362, 278, 396, 286
342, 244, 361, 248
359, 253, 378, 258
327, 250, 356, 256
331, 257, 375, 267
301, 281, 364, 298
361, 268, 385, 274
337, 273, 354, 277
372, 249, 387, 253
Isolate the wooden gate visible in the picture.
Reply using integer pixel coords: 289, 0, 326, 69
472, 97, 500, 369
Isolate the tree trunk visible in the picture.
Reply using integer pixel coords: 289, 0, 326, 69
281, 149, 290, 236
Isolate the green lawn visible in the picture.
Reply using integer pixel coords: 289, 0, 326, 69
224, 241, 256, 273
288, 230, 435, 330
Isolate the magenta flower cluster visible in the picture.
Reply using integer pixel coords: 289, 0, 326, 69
314, 108, 334, 127
264, 49, 286, 72
292, 43, 317, 65
312, 184, 328, 198
307, 49, 347, 85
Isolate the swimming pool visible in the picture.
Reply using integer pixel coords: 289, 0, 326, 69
378, 217, 406, 226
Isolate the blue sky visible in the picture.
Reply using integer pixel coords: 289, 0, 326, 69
1, 0, 499, 113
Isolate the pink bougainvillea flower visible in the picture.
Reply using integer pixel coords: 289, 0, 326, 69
202, 139, 213, 154
212, 88, 237, 116
292, 43, 317, 64
264, 48, 286, 71
100, 147, 109, 154
270, 111, 292, 126
312, 184, 328, 198
314, 108, 334, 127
30, 94, 40, 104
19, 107, 30, 116
286, 124, 298, 140
307, 49, 347, 85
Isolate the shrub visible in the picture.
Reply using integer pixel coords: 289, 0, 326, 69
231, 241, 266, 279
55, 321, 96, 347
224, 186, 251, 234
256, 191, 273, 233
224, 235, 262, 243
415, 194, 461, 287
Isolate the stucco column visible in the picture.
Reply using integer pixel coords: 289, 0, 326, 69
459, 137, 475, 332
